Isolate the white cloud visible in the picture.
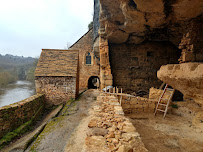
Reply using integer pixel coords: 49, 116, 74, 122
0, 0, 93, 57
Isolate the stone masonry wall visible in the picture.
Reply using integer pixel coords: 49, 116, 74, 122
121, 87, 175, 114
109, 41, 179, 94
121, 96, 156, 114
84, 93, 148, 151
0, 94, 45, 139
70, 30, 100, 91
99, 37, 113, 89
35, 76, 77, 106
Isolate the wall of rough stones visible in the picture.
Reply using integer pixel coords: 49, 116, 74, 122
121, 87, 176, 114
178, 18, 203, 63
84, 93, 148, 151
121, 96, 156, 114
99, 37, 113, 89
0, 94, 45, 139
109, 41, 180, 94
70, 30, 100, 91
35, 76, 77, 106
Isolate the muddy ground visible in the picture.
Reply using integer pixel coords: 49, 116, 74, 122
127, 113, 203, 152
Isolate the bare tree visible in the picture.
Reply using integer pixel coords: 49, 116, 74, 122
64, 42, 72, 49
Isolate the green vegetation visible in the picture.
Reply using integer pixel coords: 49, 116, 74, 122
0, 120, 33, 149
0, 105, 43, 149
171, 103, 179, 109
88, 21, 93, 30
26, 59, 38, 82
0, 70, 17, 86
0, 54, 38, 86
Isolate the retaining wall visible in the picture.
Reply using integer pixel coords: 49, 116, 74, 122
0, 94, 45, 139
84, 93, 148, 151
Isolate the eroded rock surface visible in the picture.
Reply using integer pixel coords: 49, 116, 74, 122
157, 63, 203, 106
99, 0, 203, 46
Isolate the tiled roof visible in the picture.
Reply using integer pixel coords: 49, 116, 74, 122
35, 49, 78, 77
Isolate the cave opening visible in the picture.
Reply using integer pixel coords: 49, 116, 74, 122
128, 0, 137, 9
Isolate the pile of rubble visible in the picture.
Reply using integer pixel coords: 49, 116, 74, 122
84, 93, 147, 152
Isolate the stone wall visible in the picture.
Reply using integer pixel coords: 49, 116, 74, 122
70, 30, 100, 91
84, 93, 148, 151
109, 41, 179, 94
178, 17, 203, 63
0, 94, 45, 139
121, 96, 156, 114
99, 37, 113, 89
35, 76, 77, 106
121, 87, 177, 114
149, 87, 173, 101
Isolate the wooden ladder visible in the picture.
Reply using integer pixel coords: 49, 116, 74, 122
154, 84, 175, 118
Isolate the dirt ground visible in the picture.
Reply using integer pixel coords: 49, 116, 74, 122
25, 89, 100, 152
126, 113, 203, 152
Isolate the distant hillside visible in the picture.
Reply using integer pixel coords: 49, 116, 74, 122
0, 54, 38, 86
0, 54, 35, 70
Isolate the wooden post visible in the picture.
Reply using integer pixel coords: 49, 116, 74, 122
119, 95, 122, 105
105, 86, 107, 97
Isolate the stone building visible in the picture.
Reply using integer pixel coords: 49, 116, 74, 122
35, 49, 79, 106
69, 29, 100, 91
35, 29, 100, 106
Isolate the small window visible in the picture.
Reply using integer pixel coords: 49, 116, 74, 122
86, 52, 91, 65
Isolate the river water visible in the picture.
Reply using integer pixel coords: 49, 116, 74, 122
0, 81, 35, 107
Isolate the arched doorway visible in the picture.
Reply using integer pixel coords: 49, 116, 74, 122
88, 76, 100, 89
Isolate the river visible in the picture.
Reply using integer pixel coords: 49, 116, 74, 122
0, 80, 35, 107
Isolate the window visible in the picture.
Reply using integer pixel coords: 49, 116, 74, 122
86, 52, 91, 65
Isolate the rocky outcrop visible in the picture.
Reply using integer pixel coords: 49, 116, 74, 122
97, 0, 203, 91
99, 0, 203, 48
93, 0, 100, 41
157, 63, 203, 106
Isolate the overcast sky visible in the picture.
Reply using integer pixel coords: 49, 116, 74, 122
0, 0, 93, 57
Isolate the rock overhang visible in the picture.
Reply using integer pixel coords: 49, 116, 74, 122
99, 0, 203, 45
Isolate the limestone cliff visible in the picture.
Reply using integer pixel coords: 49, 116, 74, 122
99, 0, 203, 54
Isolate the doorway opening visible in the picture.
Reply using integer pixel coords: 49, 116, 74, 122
88, 76, 100, 89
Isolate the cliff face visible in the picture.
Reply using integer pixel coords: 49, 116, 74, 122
97, 0, 203, 103
99, 0, 203, 48
93, 0, 100, 41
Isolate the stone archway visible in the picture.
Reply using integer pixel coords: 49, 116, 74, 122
88, 76, 100, 89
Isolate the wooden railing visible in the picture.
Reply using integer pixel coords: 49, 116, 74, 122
103, 86, 136, 105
